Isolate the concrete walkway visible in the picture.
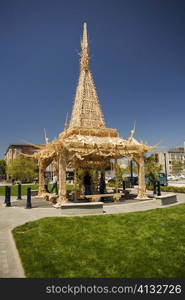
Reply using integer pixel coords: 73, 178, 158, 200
0, 192, 185, 278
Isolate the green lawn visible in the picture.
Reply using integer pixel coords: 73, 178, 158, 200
0, 184, 74, 196
13, 203, 185, 278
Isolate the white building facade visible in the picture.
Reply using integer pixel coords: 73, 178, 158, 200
158, 142, 185, 175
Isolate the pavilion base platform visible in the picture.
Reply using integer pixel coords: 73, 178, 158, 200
135, 197, 152, 201
59, 202, 103, 215
155, 193, 177, 205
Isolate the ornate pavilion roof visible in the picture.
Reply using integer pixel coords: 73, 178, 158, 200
32, 23, 152, 168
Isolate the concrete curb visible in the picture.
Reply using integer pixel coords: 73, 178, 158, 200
8, 229, 25, 278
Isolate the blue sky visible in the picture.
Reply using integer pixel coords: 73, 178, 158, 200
0, 0, 185, 157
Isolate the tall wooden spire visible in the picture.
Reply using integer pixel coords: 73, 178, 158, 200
69, 23, 105, 129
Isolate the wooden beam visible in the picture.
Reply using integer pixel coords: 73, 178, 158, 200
38, 158, 46, 196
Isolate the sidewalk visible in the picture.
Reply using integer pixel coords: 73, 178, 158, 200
0, 192, 185, 278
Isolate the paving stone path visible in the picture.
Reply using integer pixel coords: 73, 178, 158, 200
0, 191, 185, 278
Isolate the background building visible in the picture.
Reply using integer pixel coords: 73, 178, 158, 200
158, 142, 185, 175
4, 144, 40, 164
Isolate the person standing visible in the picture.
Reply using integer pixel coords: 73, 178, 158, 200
51, 172, 58, 194
99, 172, 106, 194
83, 171, 92, 195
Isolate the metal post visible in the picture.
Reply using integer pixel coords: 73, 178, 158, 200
4, 186, 8, 204
26, 187, 32, 209
6, 186, 11, 207
153, 181, 157, 195
164, 152, 168, 185
122, 180, 126, 191
157, 181, 161, 196
17, 183, 22, 200
130, 160, 134, 187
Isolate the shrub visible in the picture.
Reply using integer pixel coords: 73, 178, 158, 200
7, 156, 38, 183
147, 185, 185, 193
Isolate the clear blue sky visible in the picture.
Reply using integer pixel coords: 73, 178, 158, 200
0, 0, 185, 157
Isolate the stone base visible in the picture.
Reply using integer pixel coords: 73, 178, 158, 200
59, 202, 103, 215
135, 197, 151, 201
155, 193, 177, 205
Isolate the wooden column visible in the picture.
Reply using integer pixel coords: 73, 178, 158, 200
74, 169, 78, 201
38, 158, 46, 196
136, 155, 147, 199
94, 170, 99, 194
58, 154, 67, 203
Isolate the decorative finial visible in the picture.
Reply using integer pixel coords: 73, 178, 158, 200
130, 121, 136, 139
44, 128, 49, 144
80, 22, 89, 71
64, 112, 69, 130
81, 22, 88, 49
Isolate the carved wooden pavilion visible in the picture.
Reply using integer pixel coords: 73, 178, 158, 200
33, 23, 152, 203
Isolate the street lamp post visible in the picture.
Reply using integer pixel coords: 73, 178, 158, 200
130, 160, 134, 188
164, 152, 168, 185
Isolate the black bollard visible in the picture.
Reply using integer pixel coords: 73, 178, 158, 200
122, 180, 126, 191
4, 186, 8, 204
153, 181, 157, 195
157, 181, 161, 196
17, 183, 22, 200
6, 186, 11, 207
25, 187, 32, 209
